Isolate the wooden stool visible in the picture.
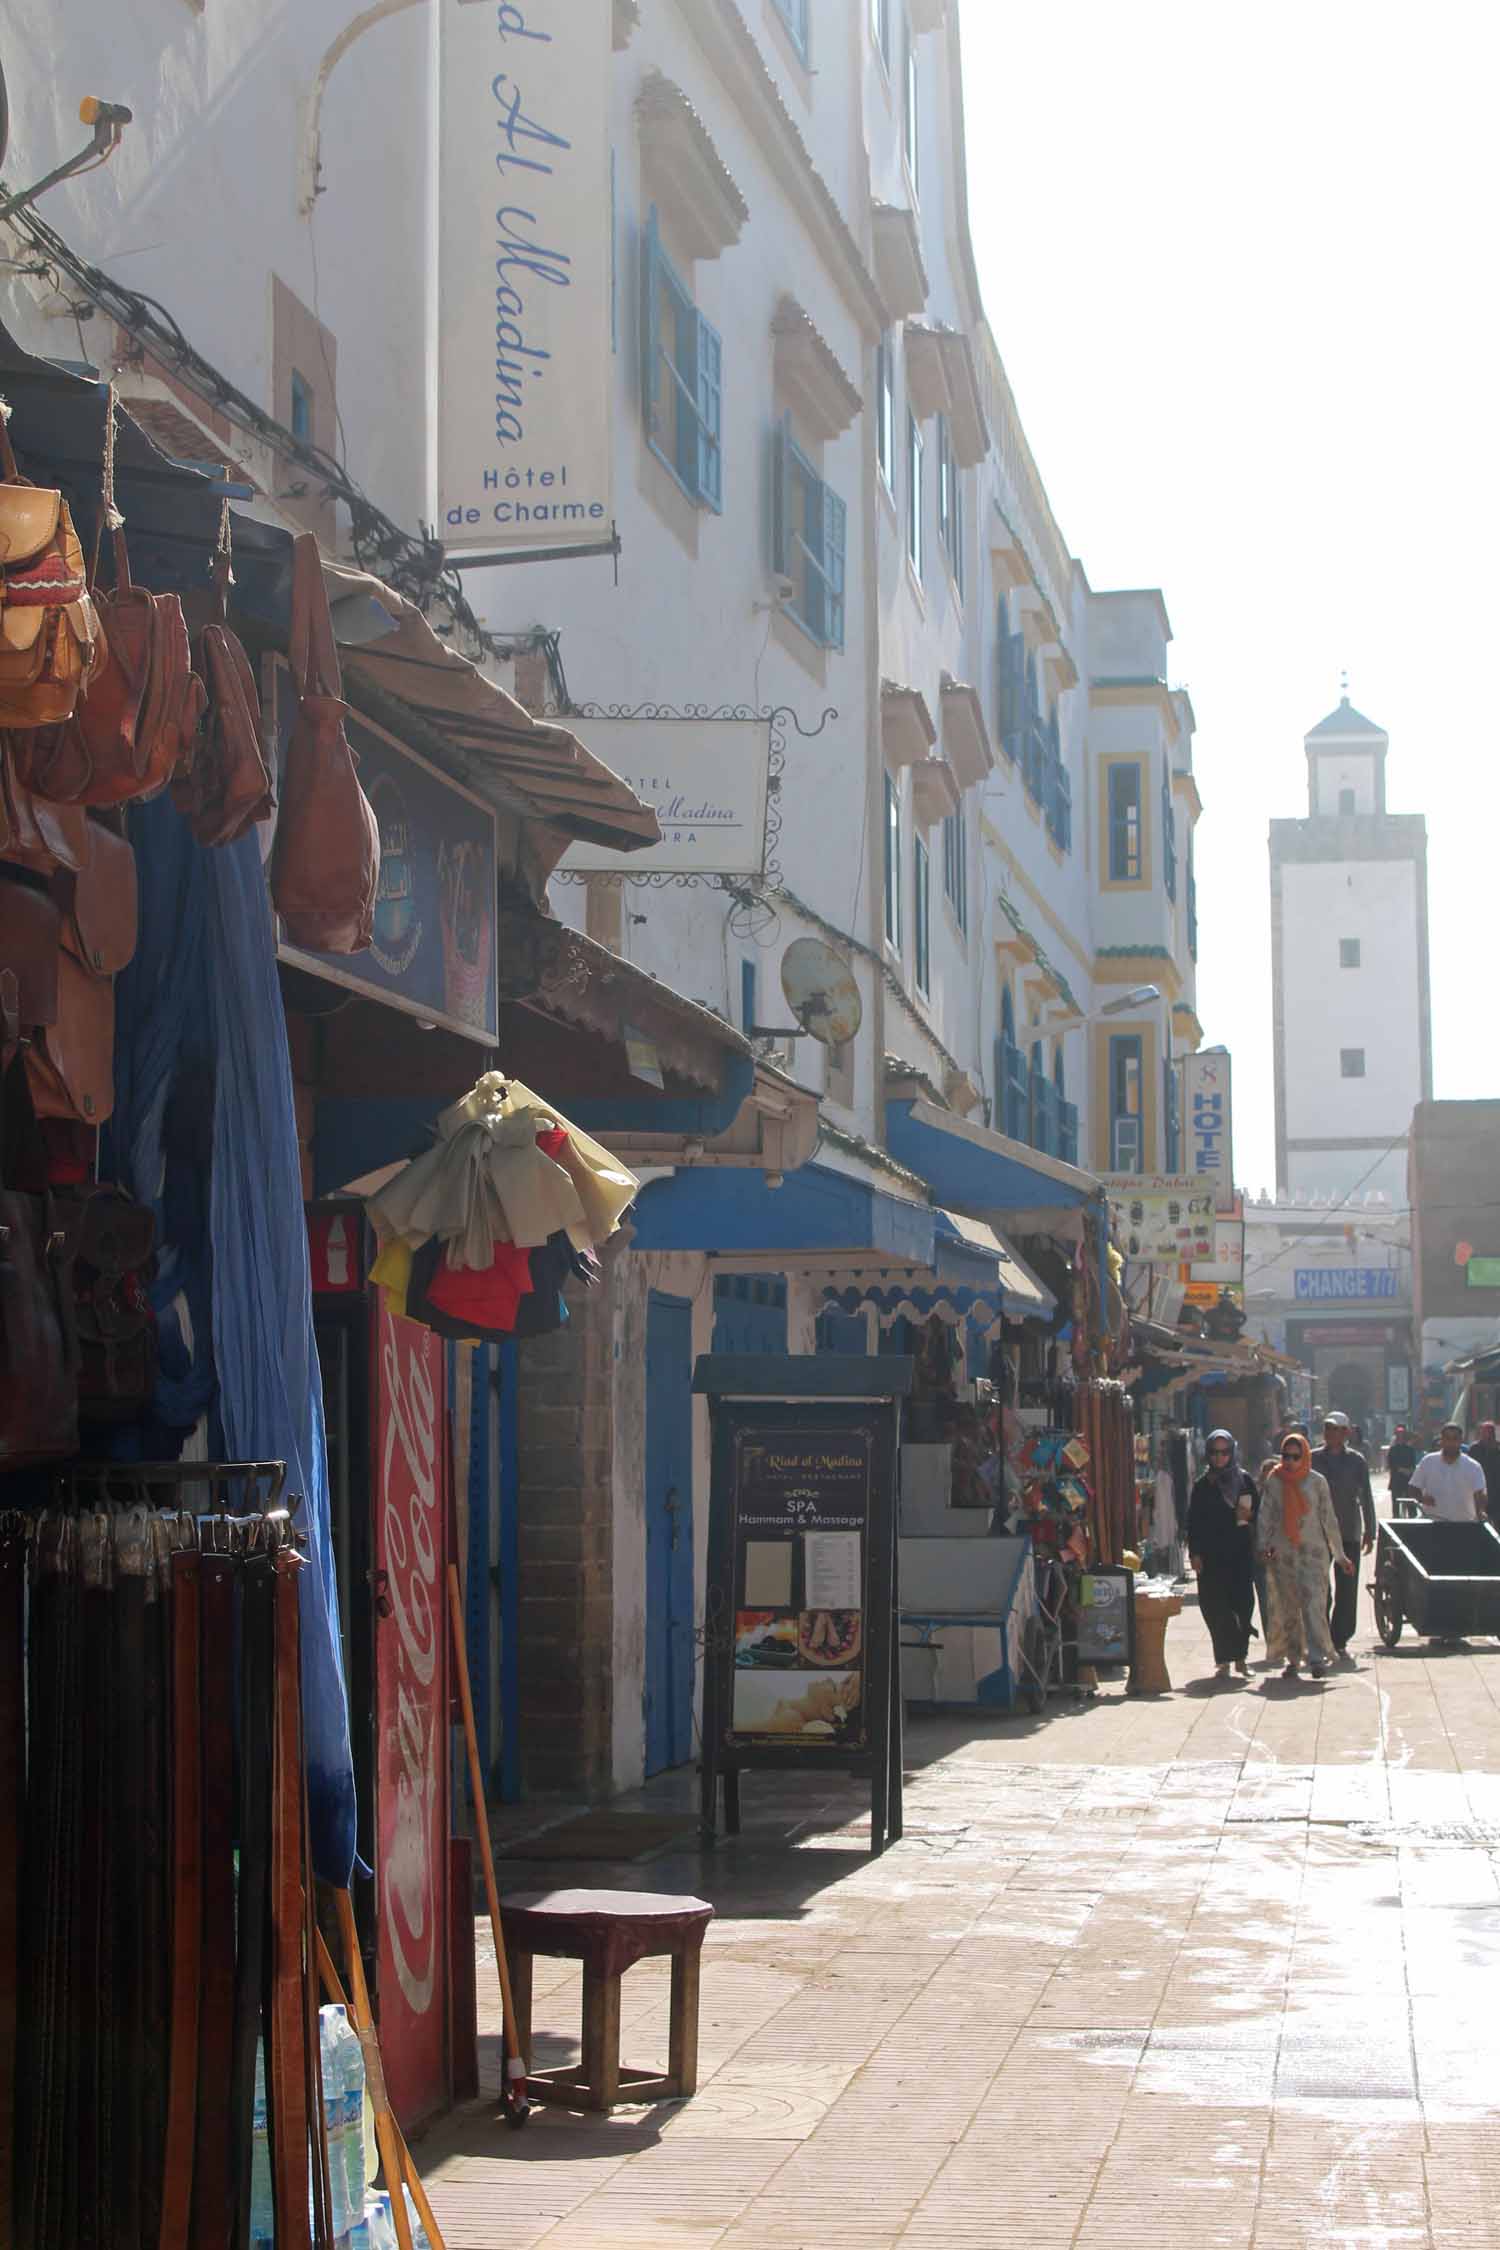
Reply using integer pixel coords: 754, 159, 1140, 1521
1130, 1588, 1184, 1695
500, 1887, 714, 2110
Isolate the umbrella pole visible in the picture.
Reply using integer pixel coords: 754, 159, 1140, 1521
446, 1563, 529, 2117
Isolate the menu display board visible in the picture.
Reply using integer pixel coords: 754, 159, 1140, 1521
1072, 1567, 1135, 1668
695, 1357, 911, 1857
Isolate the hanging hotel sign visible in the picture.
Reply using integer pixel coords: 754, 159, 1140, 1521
437, 0, 613, 548
1179, 1049, 1234, 1212
1103, 1175, 1217, 1263
557, 717, 773, 876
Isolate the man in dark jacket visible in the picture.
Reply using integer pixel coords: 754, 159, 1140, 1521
1312, 1410, 1377, 1661
1386, 1426, 1418, 1510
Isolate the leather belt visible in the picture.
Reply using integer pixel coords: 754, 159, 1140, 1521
268, 1548, 311, 2250
0, 1521, 22, 2250
190, 1551, 236, 2250
159, 1543, 203, 2250
230, 1551, 273, 2250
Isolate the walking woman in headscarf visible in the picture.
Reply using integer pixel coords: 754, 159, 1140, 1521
1255, 1431, 1351, 1681
1187, 1431, 1259, 1680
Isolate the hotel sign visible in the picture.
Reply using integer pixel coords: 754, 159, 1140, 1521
557, 717, 773, 876
438, 0, 613, 548
1180, 1050, 1234, 1213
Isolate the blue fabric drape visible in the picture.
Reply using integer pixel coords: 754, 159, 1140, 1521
107, 796, 356, 1885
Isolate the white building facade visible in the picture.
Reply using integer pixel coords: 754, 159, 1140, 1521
0, 0, 1209, 1796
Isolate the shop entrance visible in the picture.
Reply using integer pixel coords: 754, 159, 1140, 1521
645, 1292, 696, 1775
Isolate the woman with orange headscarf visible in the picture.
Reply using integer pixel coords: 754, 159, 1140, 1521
1255, 1432, 1350, 1680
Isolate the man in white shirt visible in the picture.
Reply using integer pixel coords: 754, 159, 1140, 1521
1410, 1423, 1490, 1522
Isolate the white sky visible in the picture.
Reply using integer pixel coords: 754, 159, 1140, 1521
959, 0, 1499, 1194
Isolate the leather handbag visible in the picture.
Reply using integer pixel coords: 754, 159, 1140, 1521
57, 1182, 156, 1417
0, 1030, 81, 1469
0, 407, 102, 730
0, 865, 61, 1041
26, 817, 138, 1126
269, 532, 378, 954
0, 749, 92, 875
172, 524, 274, 848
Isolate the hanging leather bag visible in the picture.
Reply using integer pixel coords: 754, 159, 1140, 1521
0, 749, 92, 876
269, 532, 378, 954
26, 818, 138, 1126
0, 402, 102, 729
55, 1182, 157, 1418
0, 1017, 81, 1468
0, 865, 61, 1043
172, 527, 273, 847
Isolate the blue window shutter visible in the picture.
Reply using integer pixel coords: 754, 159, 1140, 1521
641, 207, 661, 438
823, 482, 846, 648
770, 410, 791, 578
697, 314, 722, 511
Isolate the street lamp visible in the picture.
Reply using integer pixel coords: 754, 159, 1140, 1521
1046, 982, 1161, 1025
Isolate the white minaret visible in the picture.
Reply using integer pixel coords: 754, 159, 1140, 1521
1269, 693, 1432, 1200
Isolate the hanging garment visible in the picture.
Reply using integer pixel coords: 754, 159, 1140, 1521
407, 1234, 534, 1342
368, 1069, 637, 1270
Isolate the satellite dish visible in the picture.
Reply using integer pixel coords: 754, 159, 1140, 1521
780, 938, 863, 1047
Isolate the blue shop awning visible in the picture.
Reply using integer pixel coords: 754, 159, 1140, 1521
820, 1207, 1056, 1337
885, 1097, 1100, 1222
630, 1160, 935, 1270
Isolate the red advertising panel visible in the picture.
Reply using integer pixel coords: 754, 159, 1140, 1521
372, 1300, 449, 2130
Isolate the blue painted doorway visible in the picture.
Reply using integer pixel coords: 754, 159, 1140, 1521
711, 1273, 788, 1354
645, 1292, 695, 1775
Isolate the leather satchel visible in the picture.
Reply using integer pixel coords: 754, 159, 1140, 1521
172, 546, 273, 847
0, 749, 92, 875
0, 866, 61, 1041
58, 1182, 156, 1417
25, 524, 169, 808
0, 408, 102, 730
26, 818, 138, 1126
269, 532, 378, 954
0, 1033, 81, 1469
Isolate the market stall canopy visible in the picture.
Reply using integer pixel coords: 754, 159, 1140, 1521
313, 911, 758, 1195
885, 1096, 1100, 1228
820, 1206, 1057, 1339
601, 1056, 819, 1173
323, 561, 660, 859
1124, 1318, 1301, 1399
630, 1159, 936, 1273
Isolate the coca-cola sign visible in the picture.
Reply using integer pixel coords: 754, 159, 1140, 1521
373, 1300, 449, 2129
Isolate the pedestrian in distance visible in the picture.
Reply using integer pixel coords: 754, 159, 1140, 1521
1187, 1429, 1258, 1680
1411, 1422, 1489, 1523
1256, 1432, 1352, 1682
1468, 1420, 1500, 1506
1385, 1425, 1418, 1510
1311, 1410, 1376, 1664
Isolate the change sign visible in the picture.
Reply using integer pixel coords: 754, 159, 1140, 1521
438, 0, 613, 548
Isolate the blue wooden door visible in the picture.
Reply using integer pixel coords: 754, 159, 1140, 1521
645, 1293, 695, 1775
711, 1274, 788, 1354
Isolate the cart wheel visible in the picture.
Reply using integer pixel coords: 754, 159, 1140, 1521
1374, 1577, 1402, 1648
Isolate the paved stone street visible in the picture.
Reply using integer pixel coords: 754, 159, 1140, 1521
421, 1498, 1500, 2247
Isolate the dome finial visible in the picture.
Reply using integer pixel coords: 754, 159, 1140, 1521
1339, 668, 1349, 704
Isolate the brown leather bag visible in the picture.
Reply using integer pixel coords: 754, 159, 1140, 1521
26, 530, 154, 807
26, 819, 138, 1126
0, 407, 102, 729
56, 1182, 157, 1418
0, 866, 61, 1038
172, 540, 273, 848
0, 749, 92, 874
134, 585, 206, 795
0, 1028, 80, 1469
269, 533, 378, 954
